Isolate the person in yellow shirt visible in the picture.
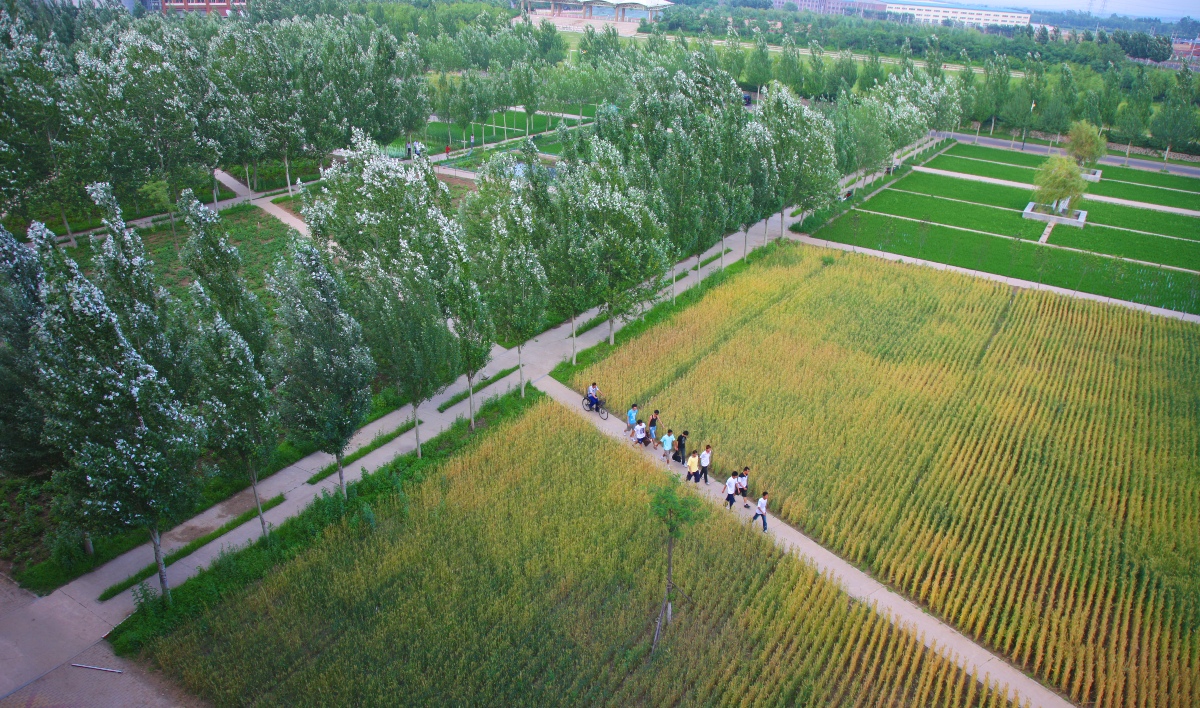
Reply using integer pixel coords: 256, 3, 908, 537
686, 450, 701, 483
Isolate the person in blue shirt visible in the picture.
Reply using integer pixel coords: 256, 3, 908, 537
625, 404, 639, 437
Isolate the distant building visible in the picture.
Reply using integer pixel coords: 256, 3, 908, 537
127, 0, 245, 16
882, 3, 1030, 28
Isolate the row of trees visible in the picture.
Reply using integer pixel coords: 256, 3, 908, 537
1, 6, 965, 597
2, 8, 427, 234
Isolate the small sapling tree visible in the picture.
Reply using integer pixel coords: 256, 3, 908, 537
649, 477, 707, 653
1066, 120, 1106, 168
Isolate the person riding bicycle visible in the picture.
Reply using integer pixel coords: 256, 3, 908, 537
586, 382, 604, 411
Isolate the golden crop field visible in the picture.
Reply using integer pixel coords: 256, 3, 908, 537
148, 400, 1013, 707
573, 243, 1200, 708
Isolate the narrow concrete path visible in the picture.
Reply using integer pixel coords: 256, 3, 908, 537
536, 376, 1072, 708
912, 165, 1200, 218
1039, 222, 1054, 244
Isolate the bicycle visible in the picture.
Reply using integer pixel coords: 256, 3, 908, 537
582, 396, 609, 420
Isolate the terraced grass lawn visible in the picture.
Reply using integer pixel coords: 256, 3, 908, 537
897, 171, 1032, 210
1083, 201, 1200, 241
140, 398, 1007, 707
1089, 178, 1200, 211
925, 154, 1036, 184
1051, 225, 1200, 272
818, 210, 1200, 314
866, 189, 1044, 240
1100, 164, 1200, 192
947, 142, 1047, 167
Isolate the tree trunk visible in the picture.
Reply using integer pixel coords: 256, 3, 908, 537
59, 206, 73, 240
780, 203, 786, 240
244, 163, 251, 194
744, 227, 749, 263
570, 314, 578, 366
213, 171, 219, 208
149, 525, 171, 605
413, 401, 422, 459
1164, 144, 1171, 166
695, 252, 701, 287
249, 464, 267, 537
651, 532, 675, 653
253, 160, 259, 191
526, 111, 531, 137
83, 532, 93, 556
608, 315, 615, 346
284, 152, 293, 197
467, 371, 476, 429
975, 123, 981, 143
517, 343, 525, 398
336, 451, 347, 497
989, 115, 995, 136
1126, 141, 1132, 166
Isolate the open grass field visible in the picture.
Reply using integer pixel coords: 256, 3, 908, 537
572, 242, 1200, 708
941, 143, 1200, 210
898, 171, 1031, 209
142, 399, 1011, 707
864, 188, 1045, 240
817, 209, 1200, 313
1050, 225, 1200, 272
408, 111, 581, 153
65, 203, 292, 305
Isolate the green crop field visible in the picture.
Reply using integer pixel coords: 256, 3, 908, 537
947, 143, 1048, 168
144, 400, 1010, 707
1089, 179, 1200, 210
1099, 164, 1200, 192
925, 154, 1037, 184
897, 172, 1032, 210
1082, 201, 1200, 241
864, 189, 1045, 240
816, 209, 1200, 313
1051, 225, 1200, 272
574, 243, 1200, 708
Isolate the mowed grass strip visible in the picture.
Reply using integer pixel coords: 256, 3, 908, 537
1100, 164, 1200, 192
1050, 224, 1200, 272
575, 242, 1200, 708
1089, 178, 1200, 211
926, 154, 1036, 184
897, 171, 1033, 210
947, 142, 1049, 168
1082, 200, 1200, 242
819, 210, 1200, 314
868, 189, 1044, 240
146, 400, 1012, 707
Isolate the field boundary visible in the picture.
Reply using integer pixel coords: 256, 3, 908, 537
536, 377, 1075, 708
790, 231, 1200, 325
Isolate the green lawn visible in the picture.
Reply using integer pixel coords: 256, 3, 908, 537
817, 210, 1200, 315
1088, 179, 1200, 211
1099, 164, 1200, 192
896, 171, 1032, 210
223, 158, 320, 194
1082, 201, 1200, 242
865, 189, 1044, 240
947, 142, 1048, 168
412, 111, 579, 153
1051, 225, 1200, 273
925, 154, 1036, 184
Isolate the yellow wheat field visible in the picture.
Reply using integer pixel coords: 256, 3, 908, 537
574, 243, 1200, 708
149, 400, 1014, 706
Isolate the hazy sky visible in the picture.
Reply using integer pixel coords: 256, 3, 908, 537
978, 0, 1193, 21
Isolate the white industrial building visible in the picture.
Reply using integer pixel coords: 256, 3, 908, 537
884, 2, 1031, 27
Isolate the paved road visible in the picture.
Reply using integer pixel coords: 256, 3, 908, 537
948, 131, 1200, 178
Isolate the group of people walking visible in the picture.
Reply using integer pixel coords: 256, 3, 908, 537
622, 400, 770, 532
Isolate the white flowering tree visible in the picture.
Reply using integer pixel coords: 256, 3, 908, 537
32, 223, 200, 604
0, 225, 55, 475
757, 82, 838, 237
556, 138, 671, 345
270, 240, 374, 495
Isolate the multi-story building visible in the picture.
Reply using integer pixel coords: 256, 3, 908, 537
126, 0, 246, 16
883, 2, 1030, 28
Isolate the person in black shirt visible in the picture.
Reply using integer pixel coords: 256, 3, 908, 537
675, 430, 688, 467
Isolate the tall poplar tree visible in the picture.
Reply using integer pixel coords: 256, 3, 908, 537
271, 240, 374, 495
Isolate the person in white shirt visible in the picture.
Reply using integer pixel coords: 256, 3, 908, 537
697, 445, 712, 485
723, 474, 738, 509
738, 467, 750, 508
586, 382, 603, 411
751, 492, 769, 532
634, 420, 647, 445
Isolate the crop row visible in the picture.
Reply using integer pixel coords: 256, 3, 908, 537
868, 189, 1045, 240
575, 243, 1200, 707
147, 400, 1012, 707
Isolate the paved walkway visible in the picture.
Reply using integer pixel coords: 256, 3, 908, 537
536, 377, 1071, 708
912, 165, 1200, 218
948, 131, 1200, 178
